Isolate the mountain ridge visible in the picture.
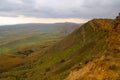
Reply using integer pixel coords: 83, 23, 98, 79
65, 14, 120, 80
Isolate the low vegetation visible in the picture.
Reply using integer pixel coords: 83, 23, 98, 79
0, 15, 119, 80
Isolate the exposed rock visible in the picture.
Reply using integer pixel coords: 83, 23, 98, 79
65, 56, 120, 80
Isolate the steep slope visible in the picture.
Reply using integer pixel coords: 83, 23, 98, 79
66, 14, 120, 80
0, 15, 119, 80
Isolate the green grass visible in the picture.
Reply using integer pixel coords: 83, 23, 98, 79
0, 20, 117, 80
17, 25, 107, 80
0, 30, 64, 54
5, 24, 107, 80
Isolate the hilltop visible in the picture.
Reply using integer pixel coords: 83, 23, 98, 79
0, 14, 119, 80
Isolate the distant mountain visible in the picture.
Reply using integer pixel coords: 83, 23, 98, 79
0, 15, 119, 80
0, 22, 81, 34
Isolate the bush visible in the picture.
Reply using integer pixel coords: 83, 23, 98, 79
46, 67, 51, 72
60, 59, 65, 63
109, 64, 117, 70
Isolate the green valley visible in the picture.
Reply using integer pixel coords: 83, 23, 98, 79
0, 15, 120, 80
0, 23, 79, 54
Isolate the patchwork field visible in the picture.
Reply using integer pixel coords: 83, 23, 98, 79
0, 23, 79, 54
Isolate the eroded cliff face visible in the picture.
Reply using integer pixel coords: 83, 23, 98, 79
66, 56, 120, 80
108, 14, 120, 51
65, 15, 120, 80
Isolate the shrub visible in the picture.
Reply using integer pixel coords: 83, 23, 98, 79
60, 59, 65, 63
109, 64, 117, 70
46, 67, 51, 72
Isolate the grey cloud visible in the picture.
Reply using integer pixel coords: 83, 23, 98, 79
0, 0, 120, 19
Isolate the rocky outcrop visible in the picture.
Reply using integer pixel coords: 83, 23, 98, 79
108, 14, 120, 51
65, 55, 120, 80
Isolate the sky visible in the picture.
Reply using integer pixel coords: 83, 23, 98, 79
0, 0, 120, 25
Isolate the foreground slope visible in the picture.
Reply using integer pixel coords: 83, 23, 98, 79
0, 15, 119, 80
66, 14, 120, 80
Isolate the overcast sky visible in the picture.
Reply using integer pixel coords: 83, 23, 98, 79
0, 0, 120, 25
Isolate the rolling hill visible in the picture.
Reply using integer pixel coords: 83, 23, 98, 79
0, 22, 80, 54
0, 14, 119, 80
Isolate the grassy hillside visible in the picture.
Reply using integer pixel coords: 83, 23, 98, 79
66, 15, 120, 80
0, 15, 119, 80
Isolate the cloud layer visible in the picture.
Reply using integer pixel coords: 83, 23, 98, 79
0, 0, 120, 19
